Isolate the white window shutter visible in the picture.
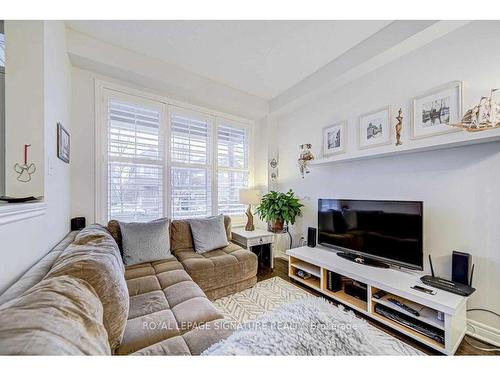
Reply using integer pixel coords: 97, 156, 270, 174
170, 108, 212, 219
217, 122, 250, 215
107, 98, 163, 222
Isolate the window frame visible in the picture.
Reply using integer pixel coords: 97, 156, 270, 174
95, 80, 254, 224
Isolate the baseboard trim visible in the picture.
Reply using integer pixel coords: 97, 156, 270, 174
467, 319, 500, 347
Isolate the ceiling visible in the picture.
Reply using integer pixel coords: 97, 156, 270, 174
66, 20, 391, 99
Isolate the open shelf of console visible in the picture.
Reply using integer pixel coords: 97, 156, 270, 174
289, 261, 321, 291
371, 288, 444, 330
286, 245, 468, 355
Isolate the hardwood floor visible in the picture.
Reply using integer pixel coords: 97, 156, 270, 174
257, 258, 498, 356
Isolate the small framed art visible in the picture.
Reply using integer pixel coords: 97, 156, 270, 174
57, 122, 70, 163
358, 106, 391, 149
323, 121, 347, 156
411, 81, 462, 139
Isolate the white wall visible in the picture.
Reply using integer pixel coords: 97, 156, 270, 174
273, 21, 500, 329
4, 21, 45, 197
70, 68, 96, 222
0, 21, 72, 294
0, 71, 5, 195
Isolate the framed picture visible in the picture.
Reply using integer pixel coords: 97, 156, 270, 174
57, 122, 70, 163
323, 121, 347, 156
411, 81, 462, 139
358, 106, 392, 149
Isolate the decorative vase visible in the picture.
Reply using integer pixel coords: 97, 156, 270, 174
271, 219, 284, 232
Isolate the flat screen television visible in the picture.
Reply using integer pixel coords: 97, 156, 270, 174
318, 199, 423, 270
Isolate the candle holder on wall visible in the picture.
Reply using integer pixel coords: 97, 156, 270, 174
14, 144, 36, 182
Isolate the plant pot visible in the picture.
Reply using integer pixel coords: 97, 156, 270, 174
270, 219, 284, 232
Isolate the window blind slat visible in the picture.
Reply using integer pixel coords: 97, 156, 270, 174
171, 167, 211, 219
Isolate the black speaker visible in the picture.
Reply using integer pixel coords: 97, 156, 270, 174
71, 217, 86, 231
307, 227, 317, 247
452, 251, 471, 285
326, 271, 342, 292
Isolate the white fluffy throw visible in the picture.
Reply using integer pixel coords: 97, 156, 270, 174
203, 297, 391, 355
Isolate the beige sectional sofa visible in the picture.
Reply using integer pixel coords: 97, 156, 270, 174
0, 216, 258, 355
169, 218, 258, 300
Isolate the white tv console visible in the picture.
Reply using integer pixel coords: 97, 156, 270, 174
286, 245, 468, 355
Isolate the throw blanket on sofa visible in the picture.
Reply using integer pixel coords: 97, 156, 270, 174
203, 297, 421, 355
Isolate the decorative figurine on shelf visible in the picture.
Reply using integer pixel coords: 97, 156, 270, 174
14, 144, 36, 182
298, 143, 314, 178
450, 88, 500, 132
395, 108, 403, 146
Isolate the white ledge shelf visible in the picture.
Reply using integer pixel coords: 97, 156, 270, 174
0, 201, 47, 226
310, 129, 500, 166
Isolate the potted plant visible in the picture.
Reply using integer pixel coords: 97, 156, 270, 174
255, 190, 304, 232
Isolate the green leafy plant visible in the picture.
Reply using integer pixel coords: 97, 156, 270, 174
255, 190, 303, 231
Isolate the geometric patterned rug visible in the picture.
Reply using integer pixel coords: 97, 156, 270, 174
213, 277, 424, 355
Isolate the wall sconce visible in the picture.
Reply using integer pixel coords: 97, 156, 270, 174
298, 143, 314, 178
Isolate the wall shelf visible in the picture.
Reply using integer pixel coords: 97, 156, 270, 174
310, 129, 500, 166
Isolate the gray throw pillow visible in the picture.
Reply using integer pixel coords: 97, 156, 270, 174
119, 218, 171, 266
189, 215, 229, 254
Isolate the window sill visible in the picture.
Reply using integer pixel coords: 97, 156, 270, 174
0, 201, 47, 226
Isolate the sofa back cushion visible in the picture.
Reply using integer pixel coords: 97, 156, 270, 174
171, 215, 232, 253
107, 219, 123, 253
45, 224, 129, 352
108, 215, 232, 254
0, 276, 111, 355
0, 231, 78, 306
108, 217, 175, 254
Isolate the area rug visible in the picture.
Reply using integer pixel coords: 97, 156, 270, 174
213, 276, 424, 355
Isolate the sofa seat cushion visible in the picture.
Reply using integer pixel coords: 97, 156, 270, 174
45, 224, 129, 352
174, 242, 258, 294
0, 276, 111, 355
133, 318, 231, 356
117, 257, 227, 355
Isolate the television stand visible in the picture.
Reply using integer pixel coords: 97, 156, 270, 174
336, 252, 390, 268
286, 245, 468, 355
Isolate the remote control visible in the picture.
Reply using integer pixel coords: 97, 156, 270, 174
411, 285, 436, 295
372, 290, 387, 299
388, 297, 420, 317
